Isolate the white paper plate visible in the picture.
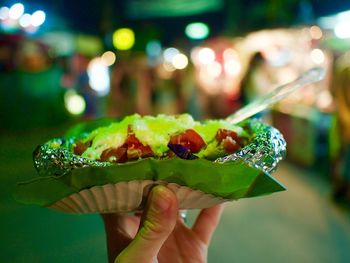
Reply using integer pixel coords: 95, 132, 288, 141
49, 180, 225, 214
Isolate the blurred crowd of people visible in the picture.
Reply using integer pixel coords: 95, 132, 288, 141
58, 52, 242, 121
107, 55, 188, 117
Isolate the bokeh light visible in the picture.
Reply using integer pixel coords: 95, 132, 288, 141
185, 22, 209, 40
31, 10, 46, 27
64, 90, 86, 115
101, 51, 116, 66
309, 25, 323, 39
172, 53, 188, 69
9, 3, 24, 20
87, 57, 110, 96
223, 48, 242, 74
146, 40, 162, 57
0, 6, 9, 20
206, 61, 222, 78
224, 60, 241, 76
163, 47, 179, 63
334, 21, 350, 39
1, 4, 46, 32
19, 13, 31, 28
310, 48, 325, 64
197, 47, 215, 65
113, 28, 135, 50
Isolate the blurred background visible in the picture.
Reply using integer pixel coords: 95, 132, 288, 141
1, 0, 350, 262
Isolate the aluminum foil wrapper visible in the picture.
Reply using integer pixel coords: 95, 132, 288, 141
33, 138, 112, 177
215, 121, 286, 174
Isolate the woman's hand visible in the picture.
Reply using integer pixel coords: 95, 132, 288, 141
102, 185, 224, 263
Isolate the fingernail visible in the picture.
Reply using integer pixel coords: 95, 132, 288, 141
149, 186, 172, 213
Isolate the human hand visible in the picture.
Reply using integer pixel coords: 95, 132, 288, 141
101, 185, 224, 263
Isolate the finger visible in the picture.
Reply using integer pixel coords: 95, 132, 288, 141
192, 203, 225, 244
116, 185, 178, 263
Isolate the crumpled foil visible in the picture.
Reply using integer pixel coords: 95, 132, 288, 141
33, 138, 111, 177
33, 119, 286, 177
215, 121, 286, 173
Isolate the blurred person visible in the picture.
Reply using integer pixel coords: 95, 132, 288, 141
57, 55, 75, 90
180, 65, 203, 120
108, 55, 152, 117
108, 60, 130, 117
134, 55, 153, 115
192, 37, 243, 119
152, 65, 185, 115
240, 52, 268, 105
329, 55, 350, 201
72, 54, 98, 119
102, 185, 224, 263
239, 52, 277, 122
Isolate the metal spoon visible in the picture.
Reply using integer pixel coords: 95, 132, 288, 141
227, 67, 326, 124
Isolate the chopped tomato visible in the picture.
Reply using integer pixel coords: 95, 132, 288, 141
73, 141, 91, 155
222, 137, 240, 153
99, 147, 127, 163
215, 129, 238, 142
98, 128, 153, 163
169, 129, 206, 153
126, 133, 153, 159
215, 128, 241, 154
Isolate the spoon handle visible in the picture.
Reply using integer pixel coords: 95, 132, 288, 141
227, 67, 326, 124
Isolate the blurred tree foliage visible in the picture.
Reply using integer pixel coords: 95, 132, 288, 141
0, 67, 70, 131
224, 0, 303, 35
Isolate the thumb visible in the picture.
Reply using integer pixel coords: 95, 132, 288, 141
115, 185, 178, 263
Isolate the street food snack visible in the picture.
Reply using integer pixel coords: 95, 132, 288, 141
15, 114, 286, 213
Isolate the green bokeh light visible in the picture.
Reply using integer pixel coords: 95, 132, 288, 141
185, 22, 209, 40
